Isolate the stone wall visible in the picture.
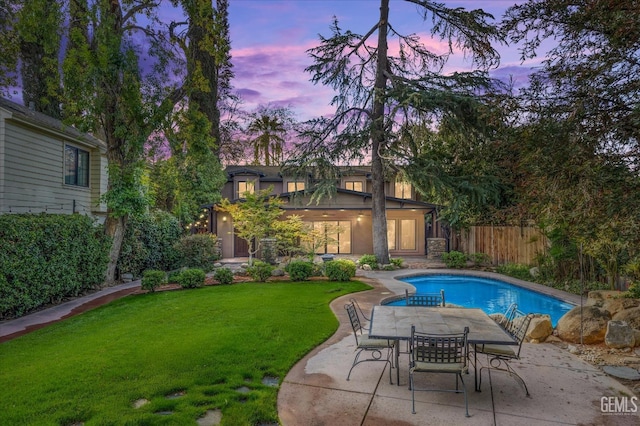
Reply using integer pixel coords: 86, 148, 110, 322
426, 238, 446, 260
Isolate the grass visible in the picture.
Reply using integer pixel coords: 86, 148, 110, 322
0, 280, 371, 425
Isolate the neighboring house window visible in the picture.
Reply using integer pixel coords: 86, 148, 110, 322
345, 181, 363, 192
387, 219, 416, 251
237, 180, 255, 197
394, 181, 412, 199
287, 181, 305, 192
64, 145, 89, 187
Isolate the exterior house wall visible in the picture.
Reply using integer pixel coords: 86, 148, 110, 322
0, 99, 108, 221
214, 166, 438, 259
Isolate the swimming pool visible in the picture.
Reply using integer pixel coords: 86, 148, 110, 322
387, 274, 575, 327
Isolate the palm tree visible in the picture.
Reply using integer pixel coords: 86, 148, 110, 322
247, 113, 286, 166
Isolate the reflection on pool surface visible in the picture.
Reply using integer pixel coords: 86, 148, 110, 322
387, 274, 574, 327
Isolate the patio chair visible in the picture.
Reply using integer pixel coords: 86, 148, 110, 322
348, 297, 371, 322
493, 303, 518, 328
405, 288, 445, 307
474, 310, 533, 396
409, 325, 470, 417
344, 302, 394, 384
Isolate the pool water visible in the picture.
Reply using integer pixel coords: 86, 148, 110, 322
388, 274, 574, 327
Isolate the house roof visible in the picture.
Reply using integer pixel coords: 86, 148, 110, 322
224, 165, 372, 181
0, 97, 107, 151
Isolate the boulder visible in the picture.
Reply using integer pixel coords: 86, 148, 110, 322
271, 268, 285, 277
612, 306, 640, 329
602, 298, 640, 316
604, 320, 635, 349
556, 305, 611, 344
588, 290, 623, 301
527, 314, 553, 341
361, 264, 372, 271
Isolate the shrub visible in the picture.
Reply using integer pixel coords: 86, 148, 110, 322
173, 234, 220, 271
247, 260, 274, 282
118, 210, 183, 277
496, 263, 532, 281
141, 270, 166, 292
0, 214, 110, 319
167, 270, 183, 284
622, 282, 640, 299
325, 259, 356, 281
470, 252, 490, 266
286, 260, 314, 281
214, 267, 234, 285
441, 251, 467, 268
390, 257, 404, 268
358, 254, 378, 269
177, 268, 206, 288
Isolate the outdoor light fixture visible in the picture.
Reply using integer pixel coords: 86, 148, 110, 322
222, 216, 227, 222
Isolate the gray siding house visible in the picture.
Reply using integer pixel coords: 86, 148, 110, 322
0, 98, 108, 221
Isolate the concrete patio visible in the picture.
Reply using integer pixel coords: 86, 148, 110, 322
278, 269, 638, 426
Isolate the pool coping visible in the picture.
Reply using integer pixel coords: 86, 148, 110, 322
359, 268, 585, 309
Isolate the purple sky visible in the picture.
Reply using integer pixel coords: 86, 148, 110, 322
216, 0, 541, 121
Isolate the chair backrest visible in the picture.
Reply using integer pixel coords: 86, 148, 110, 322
344, 302, 364, 342
504, 310, 533, 358
410, 325, 469, 367
496, 303, 518, 327
349, 298, 370, 321
405, 289, 445, 307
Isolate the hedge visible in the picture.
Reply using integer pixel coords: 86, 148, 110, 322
0, 214, 111, 319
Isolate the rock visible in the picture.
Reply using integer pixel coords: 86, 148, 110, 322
612, 306, 640, 329
527, 314, 553, 341
121, 273, 134, 283
271, 268, 285, 277
602, 365, 640, 381
362, 264, 372, 271
602, 298, 640, 316
529, 266, 540, 278
556, 305, 611, 344
213, 262, 222, 268
588, 290, 623, 301
241, 263, 249, 268
568, 344, 581, 355
634, 330, 640, 348
545, 335, 563, 343
604, 320, 635, 349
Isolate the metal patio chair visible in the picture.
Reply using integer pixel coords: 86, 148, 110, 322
405, 288, 445, 307
409, 325, 470, 417
474, 310, 533, 396
493, 303, 518, 328
344, 301, 394, 384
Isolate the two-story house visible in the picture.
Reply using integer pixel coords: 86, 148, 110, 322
0, 98, 108, 221
204, 165, 444, 259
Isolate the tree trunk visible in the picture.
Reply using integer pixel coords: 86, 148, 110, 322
371, 0, 390, 265
104, 214, 127, 285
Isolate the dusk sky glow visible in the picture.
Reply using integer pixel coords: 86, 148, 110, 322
206, 0, 542, 121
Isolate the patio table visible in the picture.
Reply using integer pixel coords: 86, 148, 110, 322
368, 306, 517, 388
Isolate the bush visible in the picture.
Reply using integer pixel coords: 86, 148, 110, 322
167, 270, 183, 284
247, 260, 274, 282
118, 210, 183, 277
441, 251, 467, 268
358, 254, 378, 269
325, 259, 356, 281
622, 282, 640, 299
390, 257, 404, 268
177, 268, 206, 288
214, 267, 234, 285
0, 214, 110, 319
286, 260, 314, 281
141, 270, 166, 292
470, 252, 490, 266
496, 263, 532, 281
173, 234, 220, 271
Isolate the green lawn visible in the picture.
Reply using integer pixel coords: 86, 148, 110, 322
0, 280, 371, 425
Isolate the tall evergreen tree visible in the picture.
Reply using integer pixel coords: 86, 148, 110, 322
289, 0, 503, 264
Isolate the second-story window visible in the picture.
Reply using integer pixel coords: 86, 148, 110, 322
287, 181, 305, 192
237, 180, 255, 198
64, 145, 89, 187
345, 181, 363, 192
394, 181, 412, 199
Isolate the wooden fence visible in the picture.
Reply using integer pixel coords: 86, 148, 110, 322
456, 226, 548, 266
